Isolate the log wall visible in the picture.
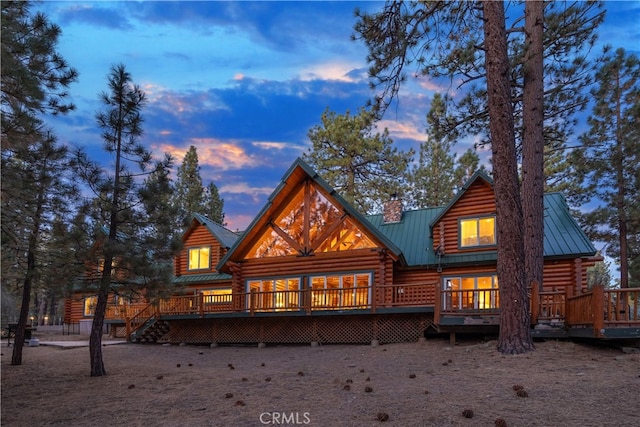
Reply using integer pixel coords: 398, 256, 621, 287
432, 180, 495, 255
176, 223, 227, 276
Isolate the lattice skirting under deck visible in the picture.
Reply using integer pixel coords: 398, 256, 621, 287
162, 313, 433, 345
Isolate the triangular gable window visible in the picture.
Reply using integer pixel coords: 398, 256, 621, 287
246, 180, 376, 258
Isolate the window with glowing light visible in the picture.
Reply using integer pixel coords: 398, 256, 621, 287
459, 216, 496, 248
247, 277, 301, 311
442, 275, 499, 311
310, 273, 371, 309
246, 181, 377, 258
188, 246, 210, 270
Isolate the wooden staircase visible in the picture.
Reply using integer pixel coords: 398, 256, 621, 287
126, 303, 171, 343
130, 319, 170, 343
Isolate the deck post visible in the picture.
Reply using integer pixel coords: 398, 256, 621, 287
305, 286, 311, 315
125, 317, 131, 340
198, 292, 204, 318
530, 281, 539, 326
593, 284, 605, 338
434, 285, 441, 325
371, 284, 377, 314
250, 289, 257, 317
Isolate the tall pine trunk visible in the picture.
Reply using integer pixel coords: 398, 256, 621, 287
522, 1, 545, 295
483, 1, 534, 354
11, 173, 46, 365
614, 70, 629, 289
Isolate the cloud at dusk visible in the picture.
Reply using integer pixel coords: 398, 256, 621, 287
37, 1, 638, 230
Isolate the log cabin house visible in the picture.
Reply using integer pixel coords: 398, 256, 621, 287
65, 158, 640, 343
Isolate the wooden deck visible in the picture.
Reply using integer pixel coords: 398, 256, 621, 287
104, 284, 640, 343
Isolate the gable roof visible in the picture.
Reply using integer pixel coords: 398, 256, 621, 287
186, 213, 239, 248
218, 158, 405, 270
429, 169, 493, 228
541, 192, 596, 258
368, 192, 596, 267
215, 160, 596, 271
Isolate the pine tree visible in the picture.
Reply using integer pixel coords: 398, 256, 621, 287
173, 145, 205, 225
304, 107, 414, 214
1, 1, 78, 365
204, 182, 225, 225
454, 149, 483, 190
483, 1, 533, 354
1, 1, 78, 150
354, 1, 603, 206
2, 134, 78, 365
409, 93, 456, 208
521, 0, 545, 293
75, 64, 178, 376
575, 47, 640, 289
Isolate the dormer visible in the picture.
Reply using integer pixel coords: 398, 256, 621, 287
176, 214, 239, 276
429, 170, 496, 255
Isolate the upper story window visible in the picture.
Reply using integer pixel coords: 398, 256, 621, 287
459, 216, 496, 248
188, 246, 210, 270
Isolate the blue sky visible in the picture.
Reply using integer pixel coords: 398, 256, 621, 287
39, 1, 640, 231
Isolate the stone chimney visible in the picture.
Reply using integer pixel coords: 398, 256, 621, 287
382, 194, 403, 223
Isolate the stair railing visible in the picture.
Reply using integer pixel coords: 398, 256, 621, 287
125, 303, 158, 341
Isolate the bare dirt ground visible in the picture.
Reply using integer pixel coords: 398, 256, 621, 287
1, 328, 639, 427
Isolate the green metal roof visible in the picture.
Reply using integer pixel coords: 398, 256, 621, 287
173, 272, 232, 284
189, 213, 239, 248
366, 208, 441, 266
214, 159, 595, 270
365, 192, 596, 267
541, 192, 596, 257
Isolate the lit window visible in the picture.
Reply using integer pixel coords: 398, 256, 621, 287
460, 217, 496, 247
84, 296, 98, 316
245, 181, 376, 258
310, 273, 371, 309
442, 275, 499, 310
188, 246, 210, 270
247, 277, 301, 311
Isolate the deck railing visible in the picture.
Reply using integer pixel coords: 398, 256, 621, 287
105, 303, 149, 320
537, 290, 566, 322
604, 288, 640, 325
566, 286, 640, 337
125, 303, 158, 338
439, 288, 500, 315
378, 282, 435, 308
105, 284, 437, 320
105, 285, 640, 335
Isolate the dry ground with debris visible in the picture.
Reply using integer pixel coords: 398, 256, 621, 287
1, 329, 638, 427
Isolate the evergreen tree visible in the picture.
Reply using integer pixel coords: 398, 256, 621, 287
354, 1, 603, 206
521, 0, 545, 293
304, 107, 414, 215
575, 47, 640, 289
1, 1, 78, 365
454, 148, 483, 190
409, 93, 456, 208
483, 1, 533, 354
2, 134, 78, 365
1, 1, 78, 150
75, 64, 178, 376
204, 182, 225, 225
173, 145, 205, 226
